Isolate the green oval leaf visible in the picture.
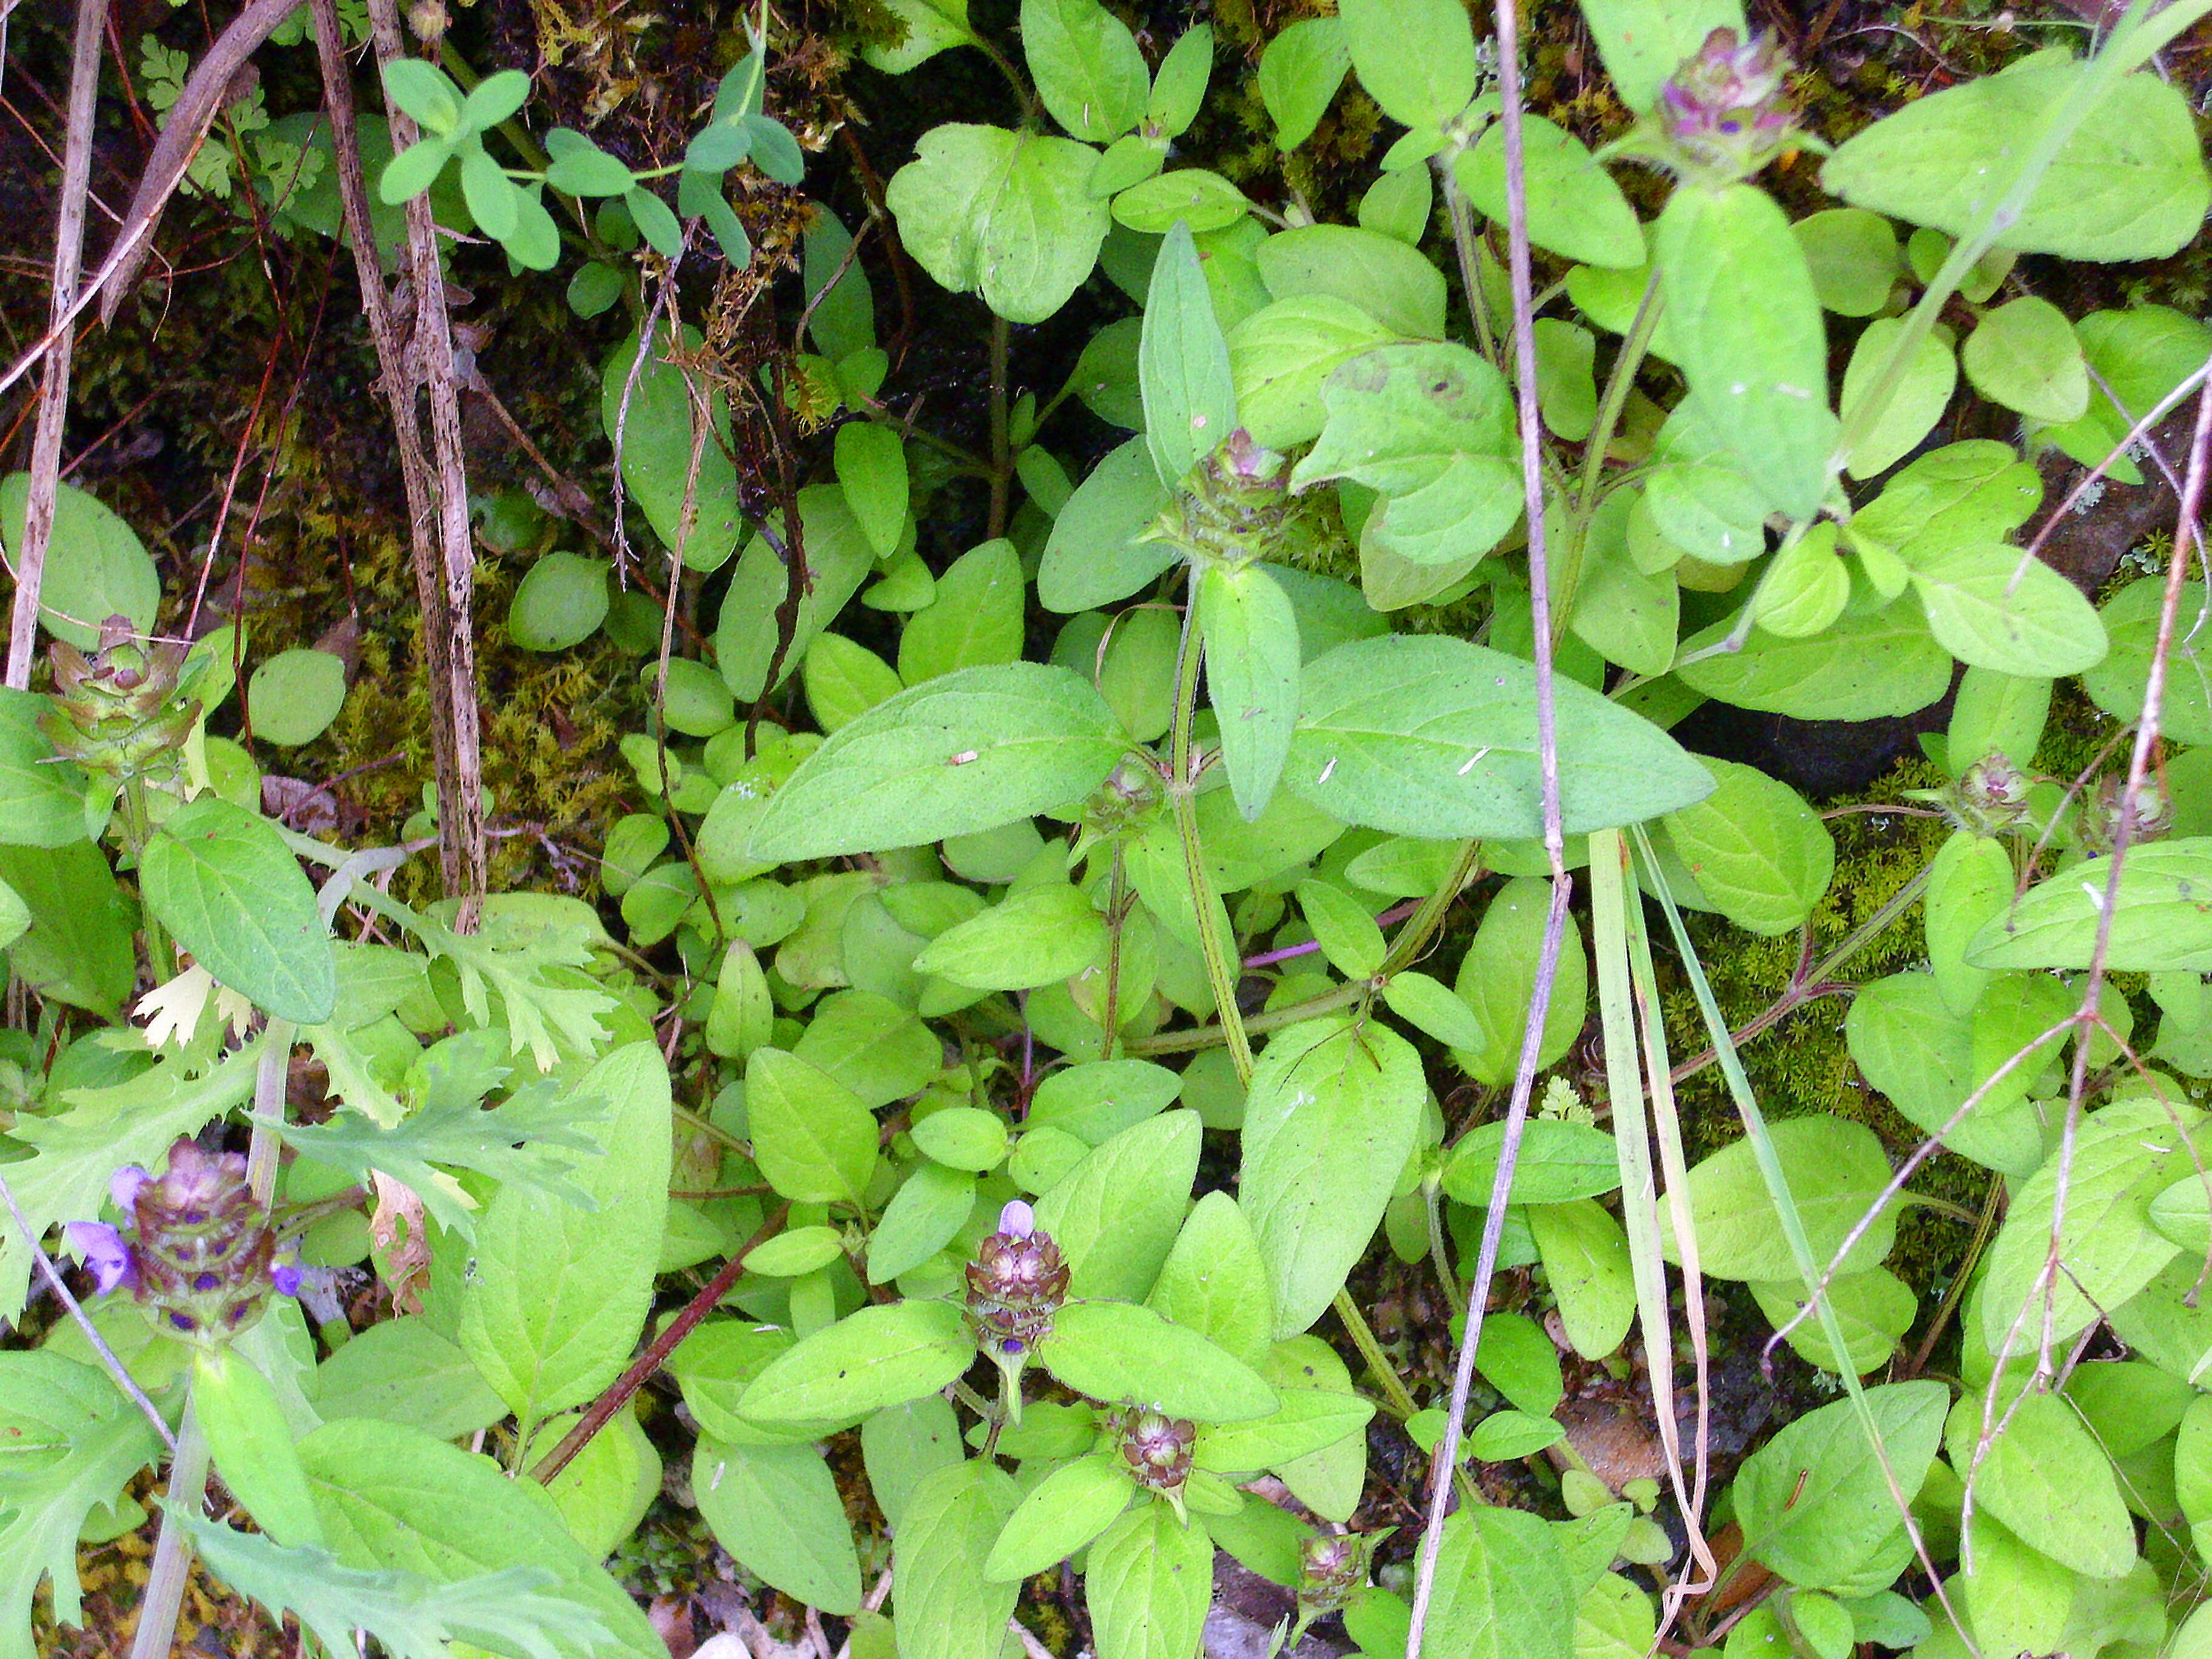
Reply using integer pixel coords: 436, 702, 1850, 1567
746, 663, 1124, 862
1286, 634, 1715, 839
885, 124, 1110, 325
1455, 118, 1644, 270
1963, 297, 2088, 424
1, 476, 160, 651
1139, 221, 1238, 487
693, 1438, 862, 1615
1820, 56, 2210, 262
1023, 0, 1148, 141
1239, 1020, 1425, 1336
738, 1300, 974, 1422
1656, 184, 1835, 523
1198, 564, 1299, 822
983, 1454, 1136, 1581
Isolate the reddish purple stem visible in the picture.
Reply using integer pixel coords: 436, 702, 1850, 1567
1243, 899, 1422, 968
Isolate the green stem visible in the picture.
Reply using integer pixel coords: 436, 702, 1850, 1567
1379, 840, 1483, 974
1127, 839, 1482, 1059
987, 314, 1012, 540
1122, 984, 1364, 1057
1439, 159, 1499, 366
675, 1100, 749, 1156
1333, 1289, 1481, 1509
1332, 1288, 1421, 1422
1577, 267, 1662, 515
1165, 601, 1255, 1085
1099, 845, 1130, 1061
1424, 1177, 1460, 1310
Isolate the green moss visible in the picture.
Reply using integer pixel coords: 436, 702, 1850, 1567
1656, 756, 1960, 1148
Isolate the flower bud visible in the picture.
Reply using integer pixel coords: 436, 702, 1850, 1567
1148, 429, 1296, 568
2080, 771, 2175, 855
1911, 752, 2034, 836
39, 618, 199, 793
1653, 29, 1798, 181
1080, 760, 1163, 842
1296, 1530, 1368, 1612
1108, 1406, 1196, 1493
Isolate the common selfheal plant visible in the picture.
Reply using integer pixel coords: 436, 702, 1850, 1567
64, 1138, 302, 1348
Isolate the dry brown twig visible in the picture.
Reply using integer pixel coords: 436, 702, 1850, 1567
4, 0, 106, 691
308, 0, 488, 921
0, 0, 296, 406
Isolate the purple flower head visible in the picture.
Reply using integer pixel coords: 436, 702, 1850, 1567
62, 1222, 137, 1296
115, 1137, 284, 1348
1652, 28, 1799, 181
965, 1208, 1070, 1381
271, 1259, 305, 1298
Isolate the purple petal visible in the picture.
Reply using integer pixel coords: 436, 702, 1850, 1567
271, 1261, 304, 1297
997, 1199, 1036, 1239
62, 1222, 136, 1295
110, 1166, 150, 1213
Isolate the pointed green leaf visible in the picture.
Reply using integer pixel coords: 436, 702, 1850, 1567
744, 1047, 879, 1206
694, 1439, 863, 1614
1085, 1499, 1215, 1659
1964, 298, 2088, 423
1139, 221, 1236, 488
984, 1455, 1136, 1580
1419, 1504, 1577, 1659
738, 1301, 974, 1421
1198, 563, 1299, 821
896, 1462, 1024, 1659
1024, 0, 1148, 141
457, 1044, 673, 1420
1287, 634, 1715, 839
899, 539, 1025, 684
746, 663, 1124, 861
1734, 1382, 1947, 1588
1040, 1301, 1278, 1419
1908, 543, 2107, 677
296, 1417, 664, 1658
138, 796, 335, 1024
1656, 184, 1835, 522
1821, 56, 2210, 262
834, 421, 910, 559
1455, 119, 1644, 270
1257, 18, 1349, 150
1240, 1020, 1426, 1336
1658, 757, 1834, 936
1336, 0, 1475, 130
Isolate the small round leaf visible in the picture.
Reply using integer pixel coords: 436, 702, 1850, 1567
247, 649, 347, 746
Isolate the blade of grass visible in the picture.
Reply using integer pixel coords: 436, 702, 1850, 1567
1631, 825, 1977, 1654
1589, 828, 1717, 1630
